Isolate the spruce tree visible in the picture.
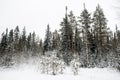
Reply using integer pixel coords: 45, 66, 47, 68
93, 4, 108, 67
74, 27, 82, 54
14, 26, 20, 52
21, 27, 27, 51
7, 29, 14, 52
78, 4, 92, 67
43, 24, 52, 53
26, 33, 32, 51
31, 32, 36, 53
60, 6, 74, 65
52, 30, 60, 51
39, 39, 43, 53
0, 28, 8, 54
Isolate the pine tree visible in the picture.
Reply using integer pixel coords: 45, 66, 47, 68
39, 39, 43, 53
0, 28, 8, 54
87, 30, 97, 67
52, 30, 61, 51
7, 29, 14, 52
14, 26, 20, 42
61, 7, 74, 52
14, 26, 20, 52
78, 4, 92, 67
115, 28, 120, 70
74, 27, 82, 54
26, 33, 32, 51
21, 27, 27, 51
43, 24, 52, 53
31, 32, 36, 53
68, 10, 78, 54
52, 31, 57, 50
60, 6, 74, 65
92, 4, 108, 67
68, 11, 78, 32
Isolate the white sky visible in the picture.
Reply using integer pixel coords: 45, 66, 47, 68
0, 0, 119, 39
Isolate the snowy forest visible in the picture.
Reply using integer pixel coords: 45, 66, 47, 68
0, 4, 120, 75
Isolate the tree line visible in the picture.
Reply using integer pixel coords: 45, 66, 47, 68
0, 4, 120, 68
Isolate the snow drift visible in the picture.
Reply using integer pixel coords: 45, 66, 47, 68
0, 64, 120, 80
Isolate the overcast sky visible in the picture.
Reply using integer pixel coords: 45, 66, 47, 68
0, 0, 119, 39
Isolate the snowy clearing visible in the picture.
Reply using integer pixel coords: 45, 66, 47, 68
0, 65, 120, 80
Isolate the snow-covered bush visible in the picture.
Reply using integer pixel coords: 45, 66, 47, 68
0, 53, 14, 68
39, 56, 51, 74
58, 59, 65, 74
70, 56, 80, 75
49, 52, 65, 75
39, 51, 66, 75
49, 54, 59, 75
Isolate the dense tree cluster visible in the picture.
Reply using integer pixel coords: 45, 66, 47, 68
0, 4, 120, 70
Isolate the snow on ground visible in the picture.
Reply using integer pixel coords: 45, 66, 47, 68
0, 64, 120, 80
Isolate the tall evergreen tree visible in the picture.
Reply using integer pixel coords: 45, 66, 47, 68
68, 11, 78, 32
68, 11, 78, 53
39, 39, 43, 53
26, 33, 32, 51
78, 4, 92, 67
14, 26, 20, 52
14, 26, 20, 42
0, 28, 8, 54
74, 27, 82, 54
31, 32, 36, 53
21, 27, 27, 51
52, 30, 60, 51
60, 6, 74, 65
7, 29, 14, 52
93, 4, 108, 67
43, 24, 52, 53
